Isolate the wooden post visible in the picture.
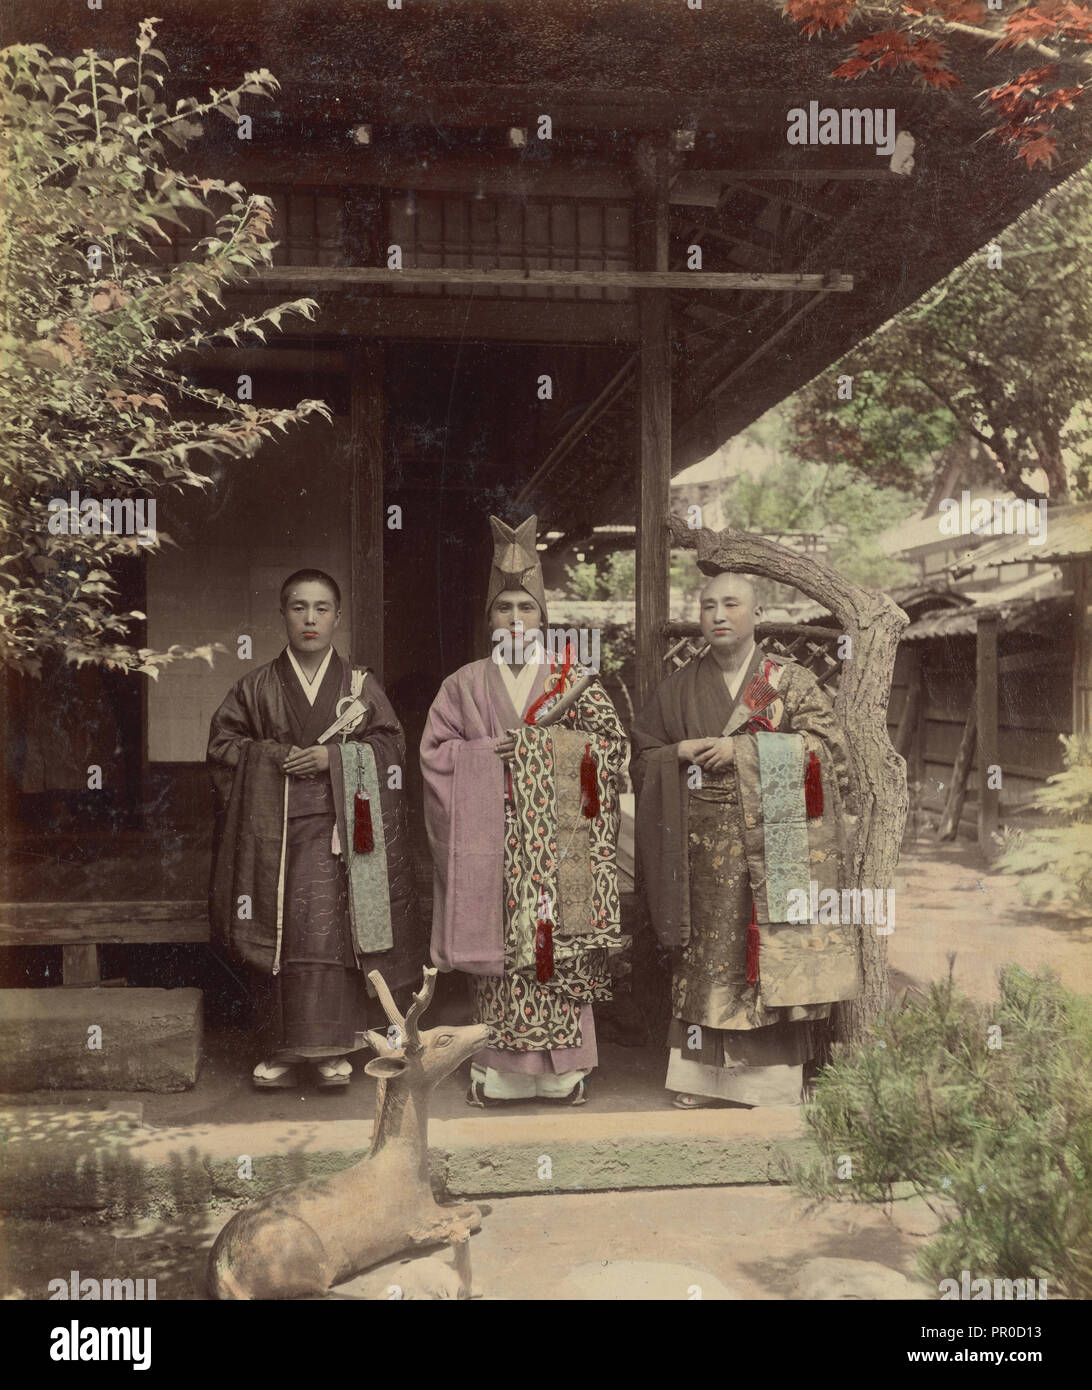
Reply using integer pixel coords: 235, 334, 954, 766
350, 343, 385, 680
938, 710, 977, 842
894, 657, 921, 761
62, 945, 101, 986
1073, 558, 1091, 736
977, 614, 1000, 856
634, 136, 671, 712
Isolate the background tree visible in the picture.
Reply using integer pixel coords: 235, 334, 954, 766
784, 165, 1092, 502
1, 20, 330, 679
713, 446, 917, 588
785, 0, 1092, 168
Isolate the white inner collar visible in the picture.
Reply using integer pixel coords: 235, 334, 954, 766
285, 645, 333, 706
723, 639, 756, 701
498, 649, 547, 716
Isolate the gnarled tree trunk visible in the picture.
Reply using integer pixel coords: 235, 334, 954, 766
667, 517, 909, 1045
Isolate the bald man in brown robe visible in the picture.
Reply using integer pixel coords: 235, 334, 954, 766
631, 572, 859, 1108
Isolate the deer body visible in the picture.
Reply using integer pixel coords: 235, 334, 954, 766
208, 969, 489, 1300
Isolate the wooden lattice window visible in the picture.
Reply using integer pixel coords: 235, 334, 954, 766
663, 621, 844, 692
387, 191, 633, 300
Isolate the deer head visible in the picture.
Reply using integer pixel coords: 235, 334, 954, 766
365, 967, 490, 1091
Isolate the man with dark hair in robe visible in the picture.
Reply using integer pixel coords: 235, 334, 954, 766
208, 569, 422, 1090
420, 516, 627, 1106
631, 571, 859, 1108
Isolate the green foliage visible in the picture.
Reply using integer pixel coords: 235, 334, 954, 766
563, 551, 635, 602
785, 165, 1092, 502
715, 450, 917, 590
997, 734, 1092, 913
791, 965, 1092, 1298
0, 21, 331, 677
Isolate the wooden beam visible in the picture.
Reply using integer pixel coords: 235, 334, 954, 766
224, 294, 639, 344
977, 614, 1000, 856
690, 289, 831, 409
694, 168, 906, 183
516, 359, 636, 505
254, 267, 853, 292
176, 347, 349, 374
194, 149, 635, 201
635, 137, 672, 714
0, 902, 208, 947
350, 343, 385, 679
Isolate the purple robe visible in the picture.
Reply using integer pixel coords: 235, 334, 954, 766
421, 657, 625, 1075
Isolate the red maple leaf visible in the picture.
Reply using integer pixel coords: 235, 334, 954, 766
1060, 2, 1092, 41
989, 63, 1060, 101
832, 54, 876, 77
997, 2, 1069, 50
1018, 132, 1059, 165
918, 64, 962, 87
783, 0, 858, 35
859, 29, 912, 55
1032, 84, 1086, 109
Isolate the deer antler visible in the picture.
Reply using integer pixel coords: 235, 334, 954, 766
402, 967, 438, 1054
367, 971, 406, 1042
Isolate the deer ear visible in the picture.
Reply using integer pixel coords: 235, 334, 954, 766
364, 1056, 409, 1080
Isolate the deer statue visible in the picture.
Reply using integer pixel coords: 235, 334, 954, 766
207, 966, 490, 1300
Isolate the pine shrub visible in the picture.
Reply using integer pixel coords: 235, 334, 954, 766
791, 965, 1092, 1298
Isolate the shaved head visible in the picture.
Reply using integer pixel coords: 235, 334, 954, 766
699, 572, 758, 607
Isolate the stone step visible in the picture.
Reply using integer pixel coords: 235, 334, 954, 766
0, 1106, 816, 1217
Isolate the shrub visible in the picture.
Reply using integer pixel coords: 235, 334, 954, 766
1, 19, 330, 677
997, 733, 1092, 914
791, 964, 1092, 1298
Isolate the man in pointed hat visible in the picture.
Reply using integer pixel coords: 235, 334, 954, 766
420, 515, 627, 1105
631, 570, 859, 1108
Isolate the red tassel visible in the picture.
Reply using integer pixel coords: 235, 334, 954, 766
535, 892, 555, 983
805, 750, 824, 819
353, 789, 374, 853
746, 900, 760, 986
580, 742, 600, 819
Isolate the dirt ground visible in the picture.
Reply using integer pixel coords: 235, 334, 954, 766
0, 1184, 937, 1301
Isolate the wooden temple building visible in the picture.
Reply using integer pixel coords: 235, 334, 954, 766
3, 0, 1091, 1069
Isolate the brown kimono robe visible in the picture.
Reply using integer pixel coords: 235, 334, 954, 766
631, 645, 858, 1102
208, 649, 422, 1062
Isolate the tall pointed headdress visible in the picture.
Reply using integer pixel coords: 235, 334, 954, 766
485, 514, 548, 627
